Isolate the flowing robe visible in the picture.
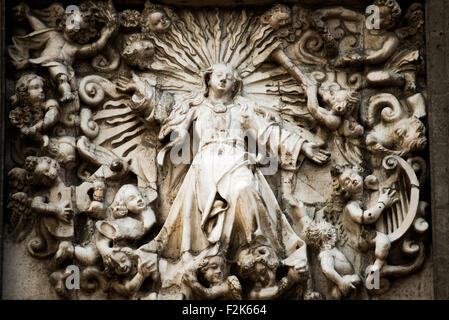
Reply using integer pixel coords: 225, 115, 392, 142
142, 95, 309, 272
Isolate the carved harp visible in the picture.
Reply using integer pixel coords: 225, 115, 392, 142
375, 155, 420, 242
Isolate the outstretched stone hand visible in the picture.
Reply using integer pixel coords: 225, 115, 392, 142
116, 74, 146, 95
301, 142, 331, 165
116, 73, 153, 113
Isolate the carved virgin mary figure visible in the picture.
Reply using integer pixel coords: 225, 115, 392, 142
131, 64, 330, 294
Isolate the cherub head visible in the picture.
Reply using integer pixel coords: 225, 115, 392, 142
330, 164, 364, 199
237, 244, 279, 287
203, 64, 242, 99
302, 219, 338, 251
141, 1, 171, 34
372, 0, 402, 30
319, 82, 360, 116
261, 4, 292, 31
24, 156, 60, 187
122, 34, 155, 70
109, 184, 147, 219
198, 255, 226, 286
10, 74, 46, 107
104, 247, 134, 276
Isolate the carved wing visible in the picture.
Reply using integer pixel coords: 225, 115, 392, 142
375, 155, 420, 242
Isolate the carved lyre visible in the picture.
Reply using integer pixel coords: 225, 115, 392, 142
375, 155, 420, 242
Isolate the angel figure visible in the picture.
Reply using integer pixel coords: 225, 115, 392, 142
330, 165, 398, 281
8, 1, 117, 102
9, 74, 60, 146
236, 241, 307, 300
334, 0, 420, 93
96, 184, 156, 243
302, 79, 364, 165
140, 1, 172, 34
182, 254, 242, 300
17, 156, 75, 260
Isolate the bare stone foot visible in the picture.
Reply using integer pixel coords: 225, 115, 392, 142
55, 241, 74, 265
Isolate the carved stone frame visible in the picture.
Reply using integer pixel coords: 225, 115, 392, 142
0, 0, 448, 300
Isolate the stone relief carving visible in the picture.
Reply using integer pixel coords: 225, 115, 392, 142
5, 0, 429, 300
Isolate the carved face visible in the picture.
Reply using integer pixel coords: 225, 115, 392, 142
323, 226, 337, 249
147, 10, 171, 33
34, 157, 60, 186
201, 256, 225, 285
338, 168, 363, 197
321, 87, 358, 116
125, 188, 146, 213
27, 78, 45, 105
110, 251, 133, 276
268, 11, 291, 30
248, 246, 278, 287
395, 118, 427, 155
208, 64, 237, 98
303, 220, 338, 250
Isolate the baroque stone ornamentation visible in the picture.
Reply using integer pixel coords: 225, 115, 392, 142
5, 0, 429, 300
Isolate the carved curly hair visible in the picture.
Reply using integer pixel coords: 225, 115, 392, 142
236, 244, 279, 279
122, 34, 155, 70
198, 254, 225, 275
107, 184, 146, 219
373, 0, 402, 29
301, 219, 338, 250
260, 4, 291, 26
318, 81, 361, 116
10, 74, 45, 107
24, 156, 60, 186
330, 164, 364, 199
103, 247, 136, 277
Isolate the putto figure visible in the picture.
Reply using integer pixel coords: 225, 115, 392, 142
335, 0, 420, 93
330, 165, 398, 280
9, 74, 60, 146
286, 197, 361, 300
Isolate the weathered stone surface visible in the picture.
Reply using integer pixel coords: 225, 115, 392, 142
0, 0, 439, 300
